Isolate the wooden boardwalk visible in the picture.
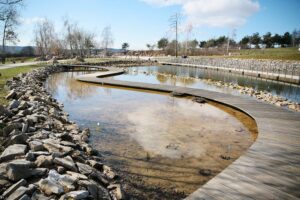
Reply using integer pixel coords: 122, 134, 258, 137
74, 65, 300, 200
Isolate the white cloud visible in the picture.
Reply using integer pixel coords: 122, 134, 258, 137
141, 0, 260, 28
19, 17, 46, 25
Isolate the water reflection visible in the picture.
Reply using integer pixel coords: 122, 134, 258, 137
45, 71, 257, 199
115, 65, 300, 103
46, 72, 98, 102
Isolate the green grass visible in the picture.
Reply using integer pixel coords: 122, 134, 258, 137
84, 57, 122, 63
229, 47, 300, 61
0, 57, 36, 65
0, 65, 43, 105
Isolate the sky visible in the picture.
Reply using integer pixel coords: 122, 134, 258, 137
16, 0, 300, 50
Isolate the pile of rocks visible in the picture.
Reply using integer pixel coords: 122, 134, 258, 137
0, 65, 125, 200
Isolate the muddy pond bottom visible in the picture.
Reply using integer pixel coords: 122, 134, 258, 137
46, 71, 257, 200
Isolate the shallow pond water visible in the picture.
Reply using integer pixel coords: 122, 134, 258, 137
46, 71, 257, 199
113, 65, 300, 103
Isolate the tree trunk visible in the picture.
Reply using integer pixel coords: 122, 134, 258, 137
2, 19, 8, 64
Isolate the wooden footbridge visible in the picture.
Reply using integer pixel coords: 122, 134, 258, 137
62, 64, 300, 200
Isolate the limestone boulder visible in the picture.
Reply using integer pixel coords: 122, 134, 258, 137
0, 144, 27, 162
6, 159, 47, 181
63, 190, 89, 200
53, 156, 77, 172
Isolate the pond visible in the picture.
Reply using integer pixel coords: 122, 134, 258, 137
46, 71, 257, 200
113, 65, 300, 103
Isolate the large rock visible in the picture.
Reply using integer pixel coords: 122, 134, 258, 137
43, 139, 73, 156
31, 191, 51, 200
6, 186, 27, 200
64, 190, 89, 200
0, 105, 13, 117
53, 156, 77, 172
76, 162, 93, 175
6, 159, 47, 181
87, 160, 103, 171
38, 178, 64, 196
19, 194, 31, 200
9, 133, 28, 146
2, 123, 23, 137
2, 179, 27, 198
6, 184, 35, 200
66, 171, 88, 180
29, 140, 45, 152
78, 180, 108, 200
48, 170, 76, 191
38, 169, 77, 195
5, 90, 17, 100
35, 155, 53, 167
18, 101, 29, 110
103, 165, 116, 179
0, 144, 27, 162
8, 100, 20, 110
108, 184, 125, 200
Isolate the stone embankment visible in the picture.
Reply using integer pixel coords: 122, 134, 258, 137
0, 65, 125, 200
160, 57, 300, 75
159, 57, 300, 84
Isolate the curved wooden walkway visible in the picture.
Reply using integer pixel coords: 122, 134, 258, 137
72, 65, 300, 200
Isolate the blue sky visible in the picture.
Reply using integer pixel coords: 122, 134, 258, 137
17, 0, 300, 50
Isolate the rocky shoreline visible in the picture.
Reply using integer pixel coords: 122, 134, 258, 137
0, 65, 125, 200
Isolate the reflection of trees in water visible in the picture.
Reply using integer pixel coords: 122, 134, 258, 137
66, 78, 97, 100
156, 74, 168, 83
46, 72, 97, 100
155, 72, 197, 86
154, 65, 300, 102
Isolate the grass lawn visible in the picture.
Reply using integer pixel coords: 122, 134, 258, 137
84, 57, 122, 63
0, 65, 43, 105
0, 57, 36, 65
229, 47, 300, 61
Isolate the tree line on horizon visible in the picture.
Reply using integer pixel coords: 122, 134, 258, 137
154, 30, 300, 56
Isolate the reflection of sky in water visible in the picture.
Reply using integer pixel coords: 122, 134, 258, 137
114, 66, 300, 103
46, 72, 253, 159
124, 100, 238, 158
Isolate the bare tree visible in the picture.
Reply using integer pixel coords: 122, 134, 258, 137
184, 24, 193, 55
34, 19, 55, 59
63, 18, 96, 58
0, 0, 23, 63
0, 0, 23, 5
63, 18, 77, 57
101, 26, 113, 56
83, 32, 95, 56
